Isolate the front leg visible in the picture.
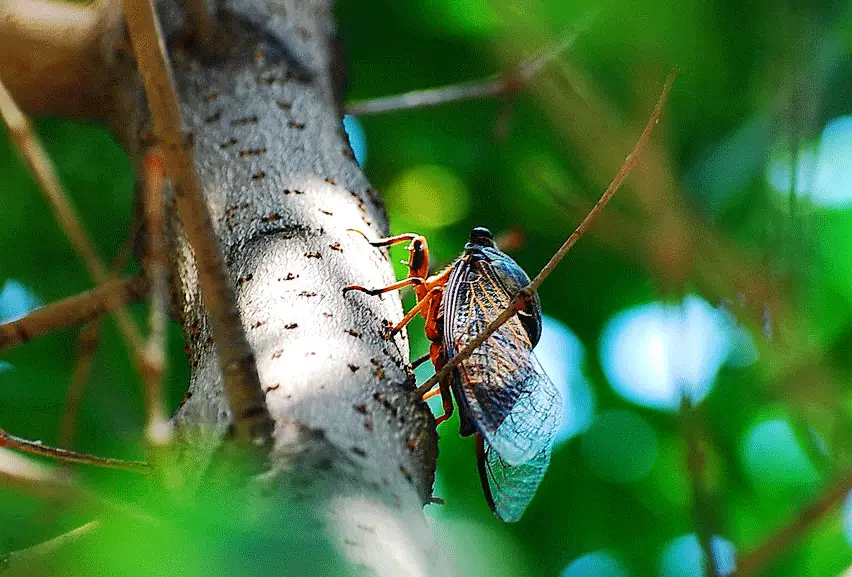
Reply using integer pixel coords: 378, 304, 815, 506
342, 276, 425, 296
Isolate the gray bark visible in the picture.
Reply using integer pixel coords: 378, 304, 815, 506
162, 1, 451, 575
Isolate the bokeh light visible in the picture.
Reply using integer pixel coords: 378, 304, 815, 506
0, 279, 40, 322
536, 315, 594, 443
660, 534, 736, 577
580, 409, 658, 483
342, 115, 367, 166
561, 550, 630, 577
600, 295, 732, 411
385, 165, 471, 228
740, 418, 820, 494
766, 115, 852, 208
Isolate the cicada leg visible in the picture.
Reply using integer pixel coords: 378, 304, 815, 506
387, 285, 443, 337
342, 276, 425, 296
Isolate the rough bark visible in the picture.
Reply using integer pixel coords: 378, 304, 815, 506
2, 1, 449, 575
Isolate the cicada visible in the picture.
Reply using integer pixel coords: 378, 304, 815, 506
344, 227, 561, 522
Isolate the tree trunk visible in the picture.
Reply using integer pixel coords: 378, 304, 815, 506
2, 1, 453, 575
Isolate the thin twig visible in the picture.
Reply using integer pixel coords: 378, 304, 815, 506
1, 521, 100, 576
0, 77, 147, 362
140, 149, 172, 445
0, 429, 148, 473
122, 0, 273, 448
418, 69, 677, 396
60, 216, 140, 450
0, 276, 146, 351
731, 472, 852, 577
679, 397, 720, 577
344, 26, 585, 117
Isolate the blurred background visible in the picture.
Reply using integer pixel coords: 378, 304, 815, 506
2, 0, 852, 575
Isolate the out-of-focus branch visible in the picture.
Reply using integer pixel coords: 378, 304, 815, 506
140, 150, 172, 445
0, 0, 123, 120
122, 0, 273, 449
1, 521, 100, 577
732, 472, 852, 577
0, 429, 148, 473
0, 276, 146, 351
345, 27, 583, 116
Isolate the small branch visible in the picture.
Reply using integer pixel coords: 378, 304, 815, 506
140, 150, 172, 446
418, 69, 676, 395
0, 429, 148, 473
122, 0, 273, 448
1, 521, 100, 576
344, 27, 583, 116
732, 472, 852, 577
0, 276, 146, 351
679, 397, 720, 577
0, 78, 147, 365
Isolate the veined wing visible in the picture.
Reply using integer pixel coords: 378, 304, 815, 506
477, 436, 551, 522
443, 251, 562, 465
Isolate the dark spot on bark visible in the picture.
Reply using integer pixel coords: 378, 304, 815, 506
272, 349, 283, 359
348, 364, 359, 372
264, 384, 280, 393
305, 251, 322, 259
284, 323, 298, 329
356, 523, 376, 533
399, 465, 413, 484
263, 212, 281, 222
407, 440, 417, 452
343, 539, 358, 547
299, 290, 317, 297
329, 242, 342, 252
239, 147, 267, 157
298, 27, 311, 40
370, 358, 382, 366
288, 120, 306, 129
238, 274, 253, 285
205, 110, 222, 123
325, 178, 336, 185
351, 446, 367, 458
251, 171, 266, 180
363, 416, 373, 431
346, 329, 362, 338
322, 312, 333, 318
251, 320, 264, 329
279, 273, 298, 281
232, 115, 258, 125
204, 91, 219, 101
373, 368, 385, 379
283, 188, 304, 195
354, 403, 368, 414
306, 351, 316, 356
276, 100, 292, 110
319, 208, 333, 216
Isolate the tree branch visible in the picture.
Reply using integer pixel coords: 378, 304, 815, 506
122, 0, 273, 449
419, 68, 677, 395
0, 276, 145, 351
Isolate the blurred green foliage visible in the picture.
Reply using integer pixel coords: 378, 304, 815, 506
2, 0, 852, 575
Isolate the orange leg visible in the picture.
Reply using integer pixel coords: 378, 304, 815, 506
434, 377, 455, 426
342, 276, 426, 296
388, 286, 443, 337
348, 229, 424, 248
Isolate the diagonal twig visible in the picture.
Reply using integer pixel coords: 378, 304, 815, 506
140, 149, 172, 445
0, 77, 147, 360
0, 429, 148, 473
418, 68, 677, 396
0, 276, 146, 351
122, 0, 273, 448
344, 24, 588, 117
731, 472, 852, 577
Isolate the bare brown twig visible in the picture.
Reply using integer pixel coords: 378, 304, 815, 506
122, 0, 273, 448
344, 26, 584, 116
0, 77, 148, 363
0, 429, 148, 473
0, 276, 145, 351
732, 472, 852, 577
418, 69, 677, 395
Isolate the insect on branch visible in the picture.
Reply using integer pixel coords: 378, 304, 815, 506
418, 68, 677, 396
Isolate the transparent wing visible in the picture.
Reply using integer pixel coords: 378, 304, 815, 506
477, 437, 551, 522
444, 254, 562, 465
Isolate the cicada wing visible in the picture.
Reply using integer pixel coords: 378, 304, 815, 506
477, 435, 551, 522
444, 255, 563, 465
